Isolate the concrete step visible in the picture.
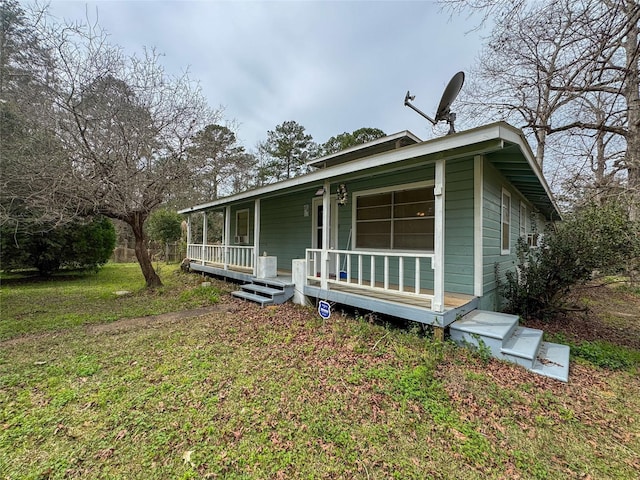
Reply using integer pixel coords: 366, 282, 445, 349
450, 310, 570, 382
449, 310, 520, 358
241, 283, 290, 305
231, 290, 274, 307
242, 283, 284, 296
531, 342, 570, 382
500, 326, 543, 369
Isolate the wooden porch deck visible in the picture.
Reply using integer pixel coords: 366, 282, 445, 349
189, 261, 478, 328
307, 278, 474, 310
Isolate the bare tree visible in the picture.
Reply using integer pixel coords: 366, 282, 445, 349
5, 6, 217, 287
0, 0, 73, 231
444, 0, 640, 215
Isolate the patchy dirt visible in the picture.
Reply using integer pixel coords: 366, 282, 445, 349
524, 282, 640, 349
0, 301, 241, 348
84, 305, 226, 335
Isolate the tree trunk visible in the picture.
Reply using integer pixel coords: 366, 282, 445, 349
623, 1, 640, 220
128, 212, 163, 288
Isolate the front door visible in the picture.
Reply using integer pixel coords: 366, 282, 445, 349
312, 197, 338, 275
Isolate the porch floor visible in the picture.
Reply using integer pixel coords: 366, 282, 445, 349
307, 278, 474, 310
190, 261, 477, 327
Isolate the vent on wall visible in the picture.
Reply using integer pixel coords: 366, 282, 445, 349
234, 235, 249, 244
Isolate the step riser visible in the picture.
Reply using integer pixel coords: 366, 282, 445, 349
500, 352, 535, 369
240, 290, 289, 304
449, 330, 504, 358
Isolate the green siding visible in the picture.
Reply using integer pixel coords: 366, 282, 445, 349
259, 189, 316, 271
481, 158, 548, 309
482, 160, 514, 309
444, 158, 475, 295
223, 158, 475, 296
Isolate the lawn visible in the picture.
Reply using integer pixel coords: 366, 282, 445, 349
0, 263, 226, 340
1, 264, 639, 479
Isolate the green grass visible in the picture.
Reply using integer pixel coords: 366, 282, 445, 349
0, 263, 224, 340
1, 264, 639, 478
548, 333, 640, 371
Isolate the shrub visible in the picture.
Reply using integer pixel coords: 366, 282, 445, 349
0, 216, 116, 274
146, 209, 183, 245
501, 201, 640, 318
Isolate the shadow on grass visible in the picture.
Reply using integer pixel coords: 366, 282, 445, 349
0, 269, 99, 285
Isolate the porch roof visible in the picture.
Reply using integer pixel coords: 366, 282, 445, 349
178, 122, 561, 219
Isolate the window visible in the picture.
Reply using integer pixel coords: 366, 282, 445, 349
501, 189, 511, 254
355, 185, 434, 250
235, 209, 249, 243
519, 203, 527, 239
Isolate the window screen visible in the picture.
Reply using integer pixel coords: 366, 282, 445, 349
356, 186, 434, 250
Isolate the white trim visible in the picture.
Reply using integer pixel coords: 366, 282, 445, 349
311, 195, 338, 250
320, 181, 331, 290
433, 160, 445, 312
519, 202, 527, 239
235, 208, 249, 244
201, 212, 208, 266
253, 199, 260, 275
307, 130, 422, 168
224, 206, 231, 270
178, 122, 554, 215
473, 155, 483, 297
351, 179, 436, 251
501, 188, 512, 255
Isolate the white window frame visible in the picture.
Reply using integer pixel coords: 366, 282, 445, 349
235, 209, 249, 244
501, 188, 511, 255
519, 202, 527, 239
352, 180, 435, 252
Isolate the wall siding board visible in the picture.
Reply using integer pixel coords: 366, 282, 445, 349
443, 159, 474, 295
259, 189, 315, 270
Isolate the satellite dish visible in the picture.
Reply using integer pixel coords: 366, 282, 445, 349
404, 71, 465, 135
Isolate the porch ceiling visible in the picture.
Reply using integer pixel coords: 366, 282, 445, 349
487, 145, 560, 219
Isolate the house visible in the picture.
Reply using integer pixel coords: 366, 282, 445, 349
178, 121, 569, 381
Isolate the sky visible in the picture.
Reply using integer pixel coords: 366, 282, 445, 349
44, 1, 488, 150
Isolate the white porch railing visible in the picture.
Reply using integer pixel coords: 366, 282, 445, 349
305, 248, 438, 306
187, 244, 255, 271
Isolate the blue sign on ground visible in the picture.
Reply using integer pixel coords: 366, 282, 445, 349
318, 300, 331, 319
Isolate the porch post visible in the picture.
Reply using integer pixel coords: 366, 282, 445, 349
473, 155, 484, 297
186, 215, 192, 250
224, 206, 231, 270
433, 159, 445, 312
201, 212, 207, 266
320, 180, 330, 290
253, 198, 261, 276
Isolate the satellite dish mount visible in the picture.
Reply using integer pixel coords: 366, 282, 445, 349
404, 71, 465, 135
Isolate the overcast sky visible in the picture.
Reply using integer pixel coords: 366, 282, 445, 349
45, 1, 488, 150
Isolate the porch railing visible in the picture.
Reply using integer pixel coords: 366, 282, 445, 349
305, 248, 436, 303
187, 243, 255, 271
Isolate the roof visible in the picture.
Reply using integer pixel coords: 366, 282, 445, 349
178, 122, 560, 219
307, 130, 421, 169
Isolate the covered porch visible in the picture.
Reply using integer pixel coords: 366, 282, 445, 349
183, 154, 477, 328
